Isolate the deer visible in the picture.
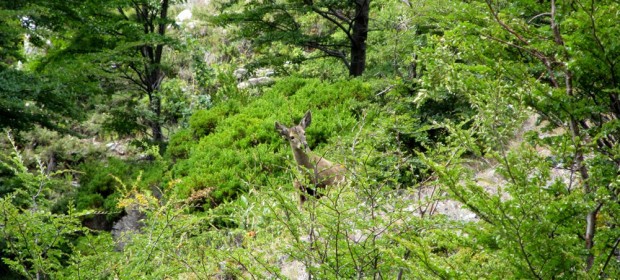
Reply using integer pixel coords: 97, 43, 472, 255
276, 110, 346, 206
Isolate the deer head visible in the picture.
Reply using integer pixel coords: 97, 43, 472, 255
275, 110, 312, 153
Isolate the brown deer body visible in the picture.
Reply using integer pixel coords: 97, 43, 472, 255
276, 111, 346, 205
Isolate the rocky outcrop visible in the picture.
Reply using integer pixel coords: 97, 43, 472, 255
111, 206, 145, 251
235, 68, 275, 89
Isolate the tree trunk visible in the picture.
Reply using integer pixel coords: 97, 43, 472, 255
549, 0, 597, 270
132, 0, 168, 143
148, 91, 163, 142
150, 0, 168, 142
349, 0, 370, 77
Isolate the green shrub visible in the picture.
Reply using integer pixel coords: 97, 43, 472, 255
165, 128, 194, 161
75, 158, 167, 221
0, 134, 86, 279
102, 97, 146, 138
189, 100, 241, 138
189, 110, 220, 137
170, 77, 372, 206
76, 158, 130, 216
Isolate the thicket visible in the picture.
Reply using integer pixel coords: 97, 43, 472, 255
1, 0, 619, 279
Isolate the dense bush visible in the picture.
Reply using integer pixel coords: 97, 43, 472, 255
75, 158, 167, 223
165, 128, 193, 161
188, 100, 240, 138
171, 77, 373, 205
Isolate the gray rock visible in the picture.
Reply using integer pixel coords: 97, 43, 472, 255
111, 206, 145, 251
237, 77, 274, 89
233, 68, 248, 80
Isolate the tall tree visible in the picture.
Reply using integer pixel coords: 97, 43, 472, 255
0, 0, 181, 141
113, 0, 173, 142
35, 0, 181, 142
215, 0, 371, 77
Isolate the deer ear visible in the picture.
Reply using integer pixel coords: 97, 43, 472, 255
300, 110, 312, 128
275, 122, 289, 138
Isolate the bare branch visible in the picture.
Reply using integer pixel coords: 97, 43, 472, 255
305, 41, 350, 68
528, 12, 551, 23
303, 2, 355, 43
124, 63, 150, 93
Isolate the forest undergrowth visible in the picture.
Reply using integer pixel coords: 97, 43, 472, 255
1, 0, 619, 279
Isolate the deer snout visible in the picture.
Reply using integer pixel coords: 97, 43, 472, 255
291, 139, 305, 150
298, 142, 309, 151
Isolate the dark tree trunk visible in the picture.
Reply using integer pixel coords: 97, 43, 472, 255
145, 65, 165, 142
148, 0, 168, 142
131, 0, 169, 142
349, 0, 370, 77
148, 91, 163, 142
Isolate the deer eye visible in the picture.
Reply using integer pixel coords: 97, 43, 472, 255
290, 136, 295, 140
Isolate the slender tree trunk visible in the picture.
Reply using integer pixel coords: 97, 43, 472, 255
130, 0, 169, 142
148, 91, 163, 142
349, 0, 370, 77
549, 0, 597, 270
151, 0, 168, 142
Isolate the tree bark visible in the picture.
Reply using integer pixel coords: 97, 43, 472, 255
148, 91, 163, 142
145, 66, 165, 142
349, 0, 370, 77
132, 0, 169, 142
149, 0, 168, 142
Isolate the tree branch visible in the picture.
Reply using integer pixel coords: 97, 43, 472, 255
154, 0, 169, 65
577, 0, 620, 114
601, 236, 620, 277
117, 7, 130, 21
484, 0, 560, 87
123, 63, 150, 93
305, 41, 350, 68
528, 12, 551, 24
303, 1, 355, 44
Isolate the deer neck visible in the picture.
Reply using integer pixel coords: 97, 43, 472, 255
291, 146, 314, 170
